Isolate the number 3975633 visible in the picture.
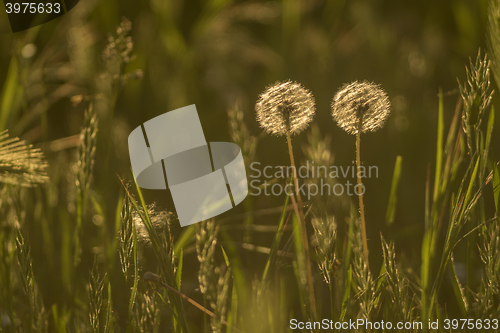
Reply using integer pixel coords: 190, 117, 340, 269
5, 2, 61, 14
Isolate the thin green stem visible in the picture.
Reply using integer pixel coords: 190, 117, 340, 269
328, 272, 336, 320
356, 120, 370, 270
286, 132, 317, 318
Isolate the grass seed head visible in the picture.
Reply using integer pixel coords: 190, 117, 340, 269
0, 130, 48, 186
255, 80, 316, 136
311, 217, 337, 284
458, 51, 493, 153
331, 81, 391, 134
75, 104, 98, 196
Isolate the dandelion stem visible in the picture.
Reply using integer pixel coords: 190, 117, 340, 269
356, 118, 370, 270
286, 132, 317, 318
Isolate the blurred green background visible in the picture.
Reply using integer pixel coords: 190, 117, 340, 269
0, 0, 498, 326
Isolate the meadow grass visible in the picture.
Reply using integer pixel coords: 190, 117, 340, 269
0, 3, 499, 333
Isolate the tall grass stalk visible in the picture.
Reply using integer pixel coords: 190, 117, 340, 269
420, 90, 461, 327
15, 228, 46, 332
117, 194, 139, 329
119, 195, 134, 282
120, 175, 189, 332
311, 216, 337, 319
74, 103, 98, 267
88, 259, 105, 333
196, 220, 232, 332
419, 53, 496, 331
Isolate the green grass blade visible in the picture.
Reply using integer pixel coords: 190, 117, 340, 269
386, 155, 403, 225
449, 255, 467, 317
104, 282, 113, 333
483, 106, 495, 173
219, 245, 239, 332
344, 203, 356, 281
226, 282, 238, 333
0, 57, 22, 132
291, 259, 308, 320
128, 223, 138, 318
107, 193, 124, 274
443, 98, 462, 154
261, 187, 291, 288
174, 225, 196, 254
221, 245, 230, 267
421, 231, 432, 327
428, 157, 481, 318
339, 266, 352, 322
440, 103, 462, 195
175, 248, 183, 289
421, 166, 433, 328
460, 157, 481, 220
127, 174, 189, 332
433, 88, 445, 201
291, 213, 311, 319
492, 162, 500, 214
220, 229, 249, 312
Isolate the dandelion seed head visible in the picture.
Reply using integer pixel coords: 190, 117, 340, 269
331, 81, 391, 135
255, 80, 316, 136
